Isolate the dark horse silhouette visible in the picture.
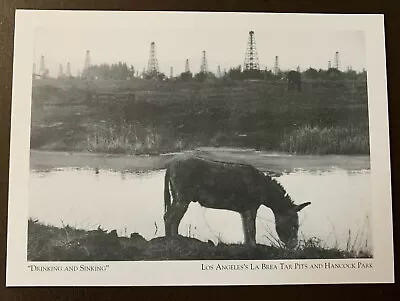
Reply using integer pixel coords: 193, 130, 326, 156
163, 156, 311, 248
287, 70, 302, 91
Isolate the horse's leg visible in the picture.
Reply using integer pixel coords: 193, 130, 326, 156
164, 182, 178, 236
164, 206, 173, 236
169, 200, 190, 237
245, 209, 257, 247
241, 209, 257, 247
164, 216, 169, 236
240, 212, 250, 245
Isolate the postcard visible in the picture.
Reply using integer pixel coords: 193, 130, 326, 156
6, 10, 394, 286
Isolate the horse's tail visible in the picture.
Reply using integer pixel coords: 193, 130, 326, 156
164, 167, 171, 214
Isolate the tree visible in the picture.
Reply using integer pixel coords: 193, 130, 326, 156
263, 68, 279, 80
194, 71, 216, 82
303, 67, 319, 79
243, 69, 263, 80
356, 69, 367, 81
87, 62, 134, 80
227, 65, 243, 80
178, 71, 193, 81
129, 65, 135, 79
325, 68, 342, 79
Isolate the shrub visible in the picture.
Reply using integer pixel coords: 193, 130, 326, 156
280, 124, 370, 155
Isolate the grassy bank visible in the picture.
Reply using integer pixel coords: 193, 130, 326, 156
30, 78, 369, 155
280, 124, 370, 155
28, 219, 372, 261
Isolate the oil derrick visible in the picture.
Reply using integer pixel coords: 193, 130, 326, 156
200, 50, 208, 73
32, 63, 36, 79
58, 64, 64, 78
170, 66, 173, 78
274, 56, 280, 75
39, 55, 45, 74
334, 51, 340, 70
66, 62, 72, 77
217, 65, 221, 77
328, 60, 332, 69
82, 50, 91, 78
147, 41, 159, 77
185, 59, 190, 73
244, 31, 260, 71
296, 66, 301, 72
84, 50, 91, 71
38, 55, 49, 78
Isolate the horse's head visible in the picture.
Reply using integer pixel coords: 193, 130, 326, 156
274, 202, 311, 249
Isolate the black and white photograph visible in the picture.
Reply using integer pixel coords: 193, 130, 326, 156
6, 10, 393, 286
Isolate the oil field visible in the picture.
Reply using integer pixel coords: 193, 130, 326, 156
31, 30, 369, 157
27, 28, 372, 261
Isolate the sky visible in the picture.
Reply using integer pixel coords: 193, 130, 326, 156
33, 12, 366, 77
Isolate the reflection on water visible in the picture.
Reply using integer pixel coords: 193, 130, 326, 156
29, 167, 372, 250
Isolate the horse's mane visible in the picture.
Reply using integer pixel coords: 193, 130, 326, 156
264, 173, 295, 206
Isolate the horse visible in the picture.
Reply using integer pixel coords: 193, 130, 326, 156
163, 156, 311, 248
287, 70, 302, 92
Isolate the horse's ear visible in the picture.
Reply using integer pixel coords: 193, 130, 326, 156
294, 202, 311, 212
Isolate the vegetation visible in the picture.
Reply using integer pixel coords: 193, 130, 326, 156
30, 75, 369, 156
280, 124, 370, 155
28, 219, 372, 261
78, 123, 185, 155
83, 62, 135, 80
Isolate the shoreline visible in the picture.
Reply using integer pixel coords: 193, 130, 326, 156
30, 147, 371, 174
28, 219, 372, 261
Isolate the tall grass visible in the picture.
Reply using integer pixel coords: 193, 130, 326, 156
280, 124, 370, 155
78, 123, 185, 155
258, 214, 372, 258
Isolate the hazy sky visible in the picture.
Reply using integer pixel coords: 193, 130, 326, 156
33, 12, 366, 77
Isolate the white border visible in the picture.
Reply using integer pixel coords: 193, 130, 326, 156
7, 10, 394, 286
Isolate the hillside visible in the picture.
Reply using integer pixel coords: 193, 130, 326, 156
30, 78, 369, 155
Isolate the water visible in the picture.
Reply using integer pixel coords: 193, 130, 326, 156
29, 167, 372, 251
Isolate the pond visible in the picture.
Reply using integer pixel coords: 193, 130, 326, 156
29, 156, 372, 251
